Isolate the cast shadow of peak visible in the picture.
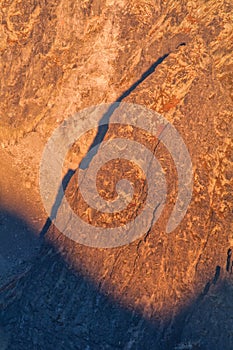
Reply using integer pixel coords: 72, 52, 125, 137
0, 210, 165, 349
0, 209, 40, 277
1, 212, 233, 350
171, 264, 233, 350
0, 224, 161, 350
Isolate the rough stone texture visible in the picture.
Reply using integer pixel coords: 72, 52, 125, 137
0, 0, 233, 349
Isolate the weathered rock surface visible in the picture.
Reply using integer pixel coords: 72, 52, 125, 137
0, 0, 233, 349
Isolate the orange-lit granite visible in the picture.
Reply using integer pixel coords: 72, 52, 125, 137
0, 0, 232, 349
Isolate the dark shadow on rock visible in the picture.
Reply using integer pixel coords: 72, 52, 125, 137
213, 265, 221, 285
40, 169, 75, 238
0, 213, 233, 350
40, 44, 188, 243
175, 277, 233, 350
0, 210, 40, 277
167, 264, 233, 350
80, 43, 186, 170
1, 216, 161, 350
226, 248, 231, 272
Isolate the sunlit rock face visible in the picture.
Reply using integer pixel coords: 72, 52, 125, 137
0, 0, 233, 349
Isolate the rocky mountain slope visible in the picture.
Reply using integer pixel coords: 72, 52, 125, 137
0, 0, 233, 349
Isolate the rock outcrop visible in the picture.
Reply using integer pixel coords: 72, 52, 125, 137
0, 0, 232, 349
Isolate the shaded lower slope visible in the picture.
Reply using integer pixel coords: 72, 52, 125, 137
1, 221, 233, 350
0, 239, 160, 350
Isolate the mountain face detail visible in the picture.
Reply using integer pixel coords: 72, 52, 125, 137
0, 0, 232, 349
